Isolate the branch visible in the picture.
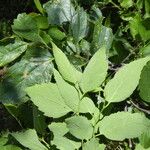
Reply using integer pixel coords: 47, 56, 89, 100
130, 100, 150, 115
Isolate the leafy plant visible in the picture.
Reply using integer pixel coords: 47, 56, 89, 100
0, 0, 150, 150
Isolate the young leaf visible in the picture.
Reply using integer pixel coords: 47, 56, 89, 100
82, 137, 105, 150
0, 41, 28, 67
104, 57, 150, 102
65, 116, 93, 140
54, 70, 80, 112
139, 61, 150, 102
80, 47, 108, 93
52, 42, 81, 83
99, 112, 149, 141
34, 0, 44, 14
26, 83, 71, 118
11, 129, 47, 150
71, 7, 88, 43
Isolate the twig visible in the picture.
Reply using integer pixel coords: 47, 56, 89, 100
130, 100, 150, 115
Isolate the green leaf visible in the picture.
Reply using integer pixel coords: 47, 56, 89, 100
140, 44, 150, 57
26, 83, 71, 118
11, 129, 47, 150
0, 45, 53, 104
99, 112, 148, 141
48, 122, 69, 137
33, 15, 49, 29
0, 137, 7, 146
0, 145, 21, 150
139, 123, 150, 149
49, 122, 80, 150
12, 13, 43, 42
130, 14, 150, 41
135, 144, 150, 150
52, 42, 81, 83
129, 14, 141, 39
91, 19, 113, 53
119, 0, 133, 9
0, 41, 27, 67
139, 61, 150, 102
80, 47, 108, 93
71, 7, 88, 43
52, 136, 81, 150
54, 70, 80, 112
44, 0, 75, 25
82, 138, 105, 150
79, 97, 96, 114
34, 0, 44, 14
33, 106, 47, 134
104, 57, 150, 102
48, 27, 66, 41
144, 0, 150, 18
65, 116, 93, 140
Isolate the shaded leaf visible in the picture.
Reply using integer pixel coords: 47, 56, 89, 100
33, 106, 47, 134
0, 45, 53, 104
139, 61, 150, 102
48, 27, 66, 41
0, 41, 27, 67
91, 19, 113, 53
71, 7, 88, 43
44, 0, 75, 25
12, 13, 43, 42
139, 124, 150, 149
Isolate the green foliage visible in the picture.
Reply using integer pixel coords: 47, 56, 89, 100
139, 61, 150, 102
104, 57, 150, 102
0, 41, 28, 67
80, 47, 108, 93
99, 112, 149, 141
1, 0, 150, 149
11, 129, 47, 150
26, 83, 71, 118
